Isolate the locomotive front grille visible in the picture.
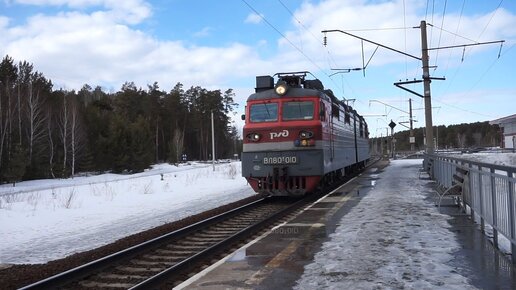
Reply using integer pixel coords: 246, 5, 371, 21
256, 176, 306, 192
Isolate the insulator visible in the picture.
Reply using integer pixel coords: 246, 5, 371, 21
323, 36, 327, 46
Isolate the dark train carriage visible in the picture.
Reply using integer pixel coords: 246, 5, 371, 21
241, 72, 369, 196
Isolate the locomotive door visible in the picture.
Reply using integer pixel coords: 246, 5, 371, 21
330, 103, 336, 161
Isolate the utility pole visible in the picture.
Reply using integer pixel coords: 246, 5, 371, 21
211, 110, 215, 171
409, 98, 414, 151
323, 22, 503, 155
389, 120, 396, 158
420, 21, 434, 154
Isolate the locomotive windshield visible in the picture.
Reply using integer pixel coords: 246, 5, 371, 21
282, 101, 314, 121
250, 103, 278, 122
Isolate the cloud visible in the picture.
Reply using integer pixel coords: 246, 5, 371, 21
0, 15, 8, 27
1, 0, 515, 109
0, 1, 269, 91
274, 0, 516, 75
244, 12, 263, 24
12, 0, 152, 24
193, 26, 213, 38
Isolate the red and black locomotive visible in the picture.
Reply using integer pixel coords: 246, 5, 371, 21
241, 72, 370, 196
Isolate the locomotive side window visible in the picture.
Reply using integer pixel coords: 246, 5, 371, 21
250, 103, 278, 122
282, 101, 314, 121
344, 111, 351, 124
332, 104, 340, 120
319, 101, 326, 121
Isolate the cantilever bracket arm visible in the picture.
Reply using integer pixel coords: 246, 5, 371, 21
398, 122, 410, 129
322, 29, 422, 61
394, 80, 424, 98
394, 77, 445, 98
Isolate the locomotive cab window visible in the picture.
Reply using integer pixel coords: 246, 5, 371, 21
250, 103, 278, 122
282, 101, 314, 121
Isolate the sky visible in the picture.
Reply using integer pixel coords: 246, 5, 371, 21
1, 0, 515, 138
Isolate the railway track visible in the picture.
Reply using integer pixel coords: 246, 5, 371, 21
19, 159, 380, 289
20, 196, 311, 289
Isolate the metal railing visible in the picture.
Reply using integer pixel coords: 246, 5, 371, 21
424, 153, 516, 263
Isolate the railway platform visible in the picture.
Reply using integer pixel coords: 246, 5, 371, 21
178, 159, 516, 289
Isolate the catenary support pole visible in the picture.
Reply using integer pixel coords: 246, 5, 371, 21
409, 98, 415, 151
211, 110, 215, 171
420, 20, 434, 154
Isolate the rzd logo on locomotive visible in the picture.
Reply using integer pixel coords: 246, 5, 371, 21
269, 130, 289, 140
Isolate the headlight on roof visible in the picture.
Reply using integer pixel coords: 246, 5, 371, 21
275, 81, 288, 95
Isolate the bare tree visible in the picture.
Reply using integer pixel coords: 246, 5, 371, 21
25, 81, 47, 163
58, 93, 69, 177
47, 109, 55, 178
69, 99, 84, 177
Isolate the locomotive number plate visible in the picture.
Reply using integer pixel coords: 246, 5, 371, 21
263, 156, 298, 165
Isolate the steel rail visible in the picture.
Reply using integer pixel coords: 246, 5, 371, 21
19, 197, 268, 290
20, 158, 379, 289
130, 195, 311, 289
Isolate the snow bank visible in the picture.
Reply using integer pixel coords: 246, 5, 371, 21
0, 162, 255, 264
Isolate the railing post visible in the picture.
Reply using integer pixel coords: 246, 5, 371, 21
460, 161, 466, 213
469, 163, 475, 221
508, 169, 516, 264
490, 168, 498, 249
479, 165, 485, 233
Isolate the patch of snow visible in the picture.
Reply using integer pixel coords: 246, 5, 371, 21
295, 160, 478, 289
0, 162, 255, 264
444, 153, 516, 167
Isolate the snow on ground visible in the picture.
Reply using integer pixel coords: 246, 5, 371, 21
444, 152, 516, 167
0, 162, 255, 264
295, 159, 478, 290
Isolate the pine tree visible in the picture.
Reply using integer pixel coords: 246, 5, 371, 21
3, 143, 27, 186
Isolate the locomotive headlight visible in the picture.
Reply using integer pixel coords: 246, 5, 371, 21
246, 133, 261, 142
274, 81, 288, 96
299, 130, 314, 139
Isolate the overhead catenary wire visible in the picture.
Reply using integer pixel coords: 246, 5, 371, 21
429, 0, 435, 48
403, 0, 408, 78
442, 0, 466, 74
438, 0, 503, 92
243, 0, 363, 98
477, 0, 504, 41
433, 0, 447, 71
427, 23, 479, 44
276, 0, 371, 99
429, 0, 507, 115
276, 0, 340, 77
240, 0, 326, 76
465, 42, 514, 93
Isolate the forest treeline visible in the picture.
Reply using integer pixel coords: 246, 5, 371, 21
0, 55, 241, 184
372, 121, 501, 152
